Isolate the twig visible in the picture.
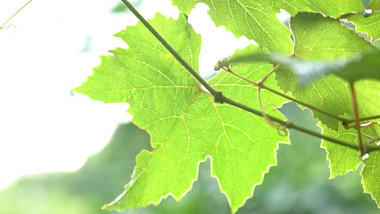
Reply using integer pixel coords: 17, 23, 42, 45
344, 121, 377, 129
0, 0, 32, 29
223, 66, 348, 123
344, 115, 380, 125
366, 137, 380, 146
258, 64, 280, 85
119, 0, 380, 153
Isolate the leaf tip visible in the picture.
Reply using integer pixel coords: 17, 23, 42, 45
102, 189, 128, 211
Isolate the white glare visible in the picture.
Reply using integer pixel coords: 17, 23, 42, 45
362, 153, 370, 161
365, 9, 373, 15
188, 3, 256, 78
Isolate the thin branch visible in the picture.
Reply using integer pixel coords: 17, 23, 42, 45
344, 115, 380, 124
350, 83, 366, 156
366, 137, 380, 145
0, 0, 32, 29
258, 64, 280, 85
221, 95, 380, 152
344, 121, 378, 129
224, 67, 348, 123
120, 0, 380, 153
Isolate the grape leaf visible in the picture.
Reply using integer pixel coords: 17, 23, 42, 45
362, 145, 380, 208
276, 12, 378, 130
172, 0, 364, 55
173, 0, 294, 54
75, 13, 289, 213
273, 12, 380, 207
216, 51, 380, 84
321, 122, 380, 206
344, 0, 380, 41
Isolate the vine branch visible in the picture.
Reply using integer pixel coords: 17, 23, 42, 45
120, 0, 380, 153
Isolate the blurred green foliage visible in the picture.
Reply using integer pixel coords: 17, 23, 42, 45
0, 123, 150, 214
1, 102, 379, 213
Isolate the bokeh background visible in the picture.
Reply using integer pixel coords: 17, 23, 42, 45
1, 0, 379, 213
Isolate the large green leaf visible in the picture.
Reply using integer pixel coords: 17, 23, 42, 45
172, 0, 364, 55
75, 14, 289, 213
276, 12, 378, 130
345, 0, 380, 41
272, 12, 380, 206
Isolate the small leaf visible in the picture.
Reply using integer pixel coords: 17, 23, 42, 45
344, 0, 380, 41
321, 122, 380, 207
320, 122, 361, 178
362, 149, 380, 208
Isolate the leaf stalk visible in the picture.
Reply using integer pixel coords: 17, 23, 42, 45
350, 83, 366, 156
222, 66, 348, 123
